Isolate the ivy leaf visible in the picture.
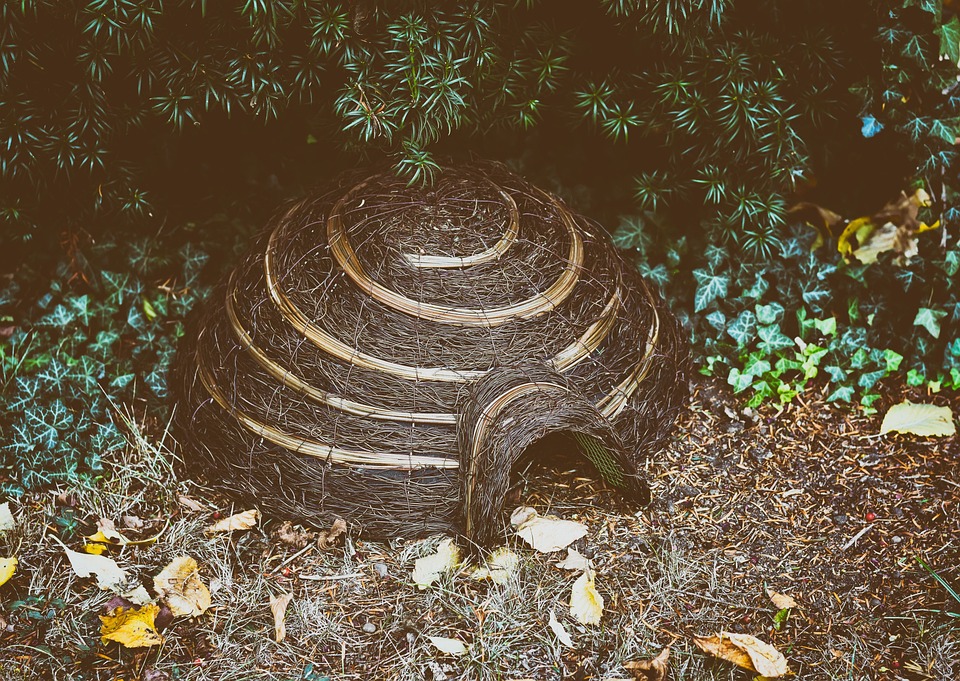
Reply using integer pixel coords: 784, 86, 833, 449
705, 310, 726, 331
914, 307, 947, 338
742, 273, 768, 299
757, 324, 794, 354
726, 310, 757, 349
826, 385, 855, 402
693, 269, 729, 312
743, 354, 771, 377
756, 302, 785, 325
727, 367, 754, 393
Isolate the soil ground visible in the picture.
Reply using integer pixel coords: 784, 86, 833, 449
0, 377, 957, 680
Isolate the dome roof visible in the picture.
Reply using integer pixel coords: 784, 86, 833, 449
173, 164, 687, 543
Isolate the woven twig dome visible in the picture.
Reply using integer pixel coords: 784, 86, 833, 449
172, 164, 687, 544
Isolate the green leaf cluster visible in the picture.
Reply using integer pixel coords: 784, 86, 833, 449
0, 229, 217, 494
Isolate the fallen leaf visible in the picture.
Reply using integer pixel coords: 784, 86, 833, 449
838, 189, 938, 265
272, 520, 314, 549
270, 592, 294, 643
412, 538, 461, 590
881, 401, 956, 437
317, 517, 347, 549
428, 636, 469, 656
789, 201, 845, 251
0, 502, 14, 532
123, 585, 154, 606
63, 546, 128, 591
555, 547, 591, 571
511, 506, 588, 553
153, 556, 211, 617
206, 508, 260, 534
100, 603, 163, 648
122, 515, 144, 531
0, 556, 17, 587
569, 569, 604, 625
548, 609, 574, 648
472, 547, 519, 585
86, 518, 130, 551
766, 589, 799, 610
178, 495, 207, 512
693, 632, 790, 678
623, 646, 671, 681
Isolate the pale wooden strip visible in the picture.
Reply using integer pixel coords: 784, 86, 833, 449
402, 188, 520, 268
325, 182, 583, 326
194, 338, 458, 470
224, 283, 457, 425
549, 289, 620, 372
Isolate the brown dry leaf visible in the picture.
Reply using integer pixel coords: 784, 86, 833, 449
623, 646, 671, 681
100, 603, 163, 648
0, 556, 17, 587
122, 515, 144, 531
272, 521, 314, 549
153, 556, 211, 617
789, 201, 845, 250
206, 508, 259, 534
693, 633, 790, 678
86, 518, 129, 552
317, 518, 347, 549
766, 589, 799, 610
270, 592, 294, 643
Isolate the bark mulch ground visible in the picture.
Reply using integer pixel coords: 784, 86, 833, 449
0, 377, 957, 680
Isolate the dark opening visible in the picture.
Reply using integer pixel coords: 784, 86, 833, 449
508, 431, 628, 507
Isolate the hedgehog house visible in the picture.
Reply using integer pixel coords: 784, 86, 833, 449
173, 164, 687, 545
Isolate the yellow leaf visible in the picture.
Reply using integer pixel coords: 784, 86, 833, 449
511, 506, 588, 554
89, 518, 128, 545
766, 589, 799, 610
100, 603, 163, 648
412, 538, 460, 590
548, 609, 574, 648
270, 592, 294, 643
471, 547, 519, 585
694, 633, 790, 678
413, 539, 461, 589
554, 547, 591, 572
153, 556, 211, 617
206, 509, 260, 534
881, 401, 956, 437
569, 569, 603, 625
0, 556, 17, 587
83, 542, 108, 556
623, 646, 671, 681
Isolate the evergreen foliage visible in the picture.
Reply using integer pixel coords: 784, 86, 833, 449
1, 1, 959, 491
0, 0, 916, 257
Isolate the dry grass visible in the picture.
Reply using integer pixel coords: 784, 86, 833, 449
1, 377, 958, 680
